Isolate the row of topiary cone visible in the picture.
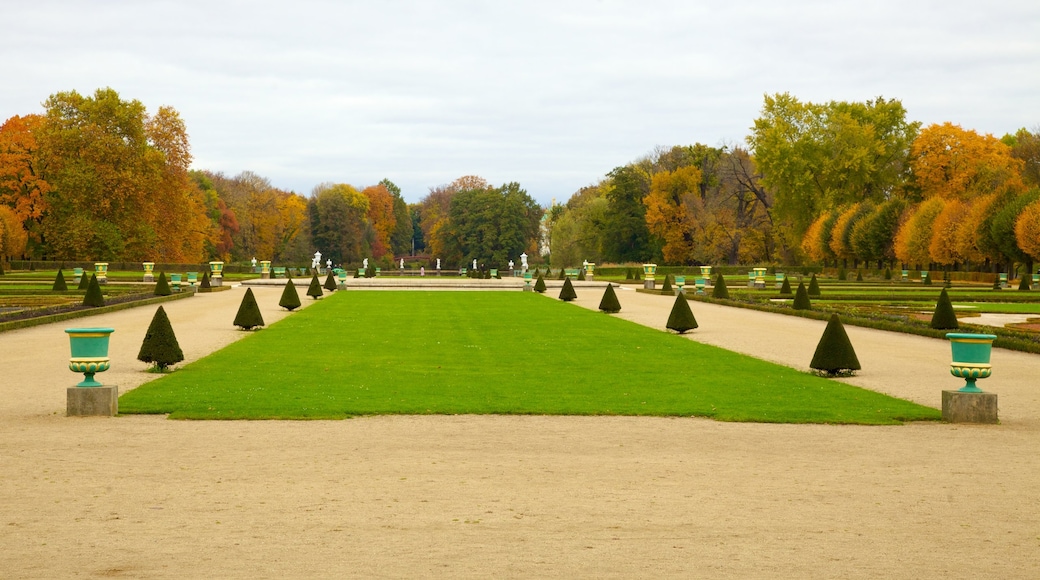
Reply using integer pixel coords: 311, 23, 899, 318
534, 272, 862, 376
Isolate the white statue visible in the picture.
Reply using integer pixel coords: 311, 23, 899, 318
363, 258, 369, 269
400, 258, 404, 269
326, 259, 332, 269
520, 252, 528, 270
436, 258, 441, 270
251, 257, 257, 267
509, 260, 514, 270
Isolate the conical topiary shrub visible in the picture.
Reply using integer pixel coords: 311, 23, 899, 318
559, 276, 577, 301
598, 283, 621, 313
712, 273, 729, 299
625, 268, 633, 280
154, 272, 172, 296
808, 273, 821, 296
52, 269, 68, 292
779, 275, 792, 296
1019, 274, 1031, 291
923, 272, 932, 285
792, 281, 811, 310
137, 305, 184, 371
856, 269, 863, 282
838, 267, 847, 281
558, 267, 566, 280
810, 314, 861, 376
233, 288, 265, 330
578, 268, 586, 281
884, 268, 892, 280
930, 288, 959, 330
666, 293, 698, 334
661, 274, 672, 293
279, 278, 302, 311
307, 272, 323, 299
534, 274, 546, 293
324, 269, 337, 291
82, 274, 105, 307
200, 270, 211, 289
992, 277, 1001, 290
78, 270, 90, 290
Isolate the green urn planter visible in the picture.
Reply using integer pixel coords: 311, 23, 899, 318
186, 272, 198, 287
65, 328, 115, 387
170, 273, 182, 292
674, 275, 685, 294
94, 262, 109, 285
753, 267, 767, 289
946, 333, 997, 393
585, 262, 595, 280
73, 267, 84, 284
523, 271, 533, 292
143, 262, 155, 282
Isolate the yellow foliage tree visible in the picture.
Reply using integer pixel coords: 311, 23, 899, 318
894, 198, 944, 266
801, 210, 834, 263
0, 205, 28, 261
1015, 198, 1040, 262
362, 184, 395, 262
953, 194, 1001, 264
928, 199, 968, 266
910, 122, 1025, 201
644, 166, 702, 263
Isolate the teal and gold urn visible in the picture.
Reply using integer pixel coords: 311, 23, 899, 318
642, 263, 657, 281
946, 333, 996, 393
65, 328, 115, 387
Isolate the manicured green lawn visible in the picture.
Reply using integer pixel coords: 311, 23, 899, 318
119, 291, 940, 423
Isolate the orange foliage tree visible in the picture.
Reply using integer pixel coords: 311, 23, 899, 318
419, 176, 489, 265
1016, 198, 1040, 262
0, 114, 50, 254
927, 199, 968, 266
361, 184, 395, 262
643, 165, 702, 264
894, 198, 944, 267
910, 122, 1025, 201
0, 206, 28, 262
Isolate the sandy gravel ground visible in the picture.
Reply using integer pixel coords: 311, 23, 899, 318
1, 282, 1039, 579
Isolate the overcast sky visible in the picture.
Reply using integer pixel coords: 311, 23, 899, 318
2, 1, 1038, 205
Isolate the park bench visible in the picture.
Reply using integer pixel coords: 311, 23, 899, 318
775, 272, 785, 288
999, 273, 1008, 288
901, 269, 909, 281
272, 267, 286, 278
565, 268, 581, 278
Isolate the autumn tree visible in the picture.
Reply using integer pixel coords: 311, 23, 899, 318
380, 179, 413, 256
644, 165, 703, 263
1015, 197, 1040, 262
989, 189, 1040, 275
0, 206, 28, 262
909, 123, 1025, 201
894, 198, 944, 267
849, 198, 906, 267
419, 176, 489, 265
309, 182, 369, 264
361, 183, 396, 262
0, 114, 50, 255
928, 199, 969, 267
1004, 127, 1040, 188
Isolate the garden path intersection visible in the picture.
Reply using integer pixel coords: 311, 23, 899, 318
1, 282, 1038, 578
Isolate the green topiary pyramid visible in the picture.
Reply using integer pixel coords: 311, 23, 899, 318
233, 288, 265, 330
712, 273, 729, 299
82, 274, 105, 307
779, 275, 792, 296
199, 270, 211, 291
625, 268, 633, 280
52, 269, 68, 292
792, 281, 811, 310
78, 270, 90, 290
884, 268, 892, 280
838, 267, 847, 281
1018, 274, 1031, 291
810, 314, 861, 376
633, 269, 641, 281
578, 268, 586, 281
324, 269, 337, 291
534, 274, 546, 293
930, 288, 959, 329
598, 283, 621, 313
558, 267, 566, 280
307, 272, 323, 299
923, 272, 932, 285
808, 273, 821, 296
559, 276, 577, 301
279, 278, 302, 310
666, 293, 698, 334
661, 274, 672, 293
154, 272, 172, 296
856, 270, 863, 282
137, 305, 184, 371
992, 277, 1001, 290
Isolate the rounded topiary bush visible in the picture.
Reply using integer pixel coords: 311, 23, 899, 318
233, 288, 265, 330
712, 273, 729, 299
52, 269, 68, 292
810, 314, 861, 376
779, 275, 792, 296
154, 272, 172, 296
666, 293, 698, 334
137, 305, 184, 371
598, 283, 621, 313
559, 276, 577, 301
82, 274, 105, 307
324, 270, 337, 291
930, 288, 959, 330
792, 281, 811, 310
534, 274, 546, 293
807, 273, 821, 297
279, 278, 302, 311
307, 272, 323, 299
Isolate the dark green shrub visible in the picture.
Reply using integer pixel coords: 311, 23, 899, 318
154, 272, 171, 296
923, 272, 932, 285
625, 268, 633, 280
78, 271, 90, 290
808, 273, 821, 296
661, 274, 672, 293
307, 272, 323, 299
598, 283, 621, 313
52, 269, 68, 292
634, 269, 641, 281
279, 278, 302, 310
559, 276, 577, 301
711, 273, 729, 299
578, 268, 586, 281
856, 270, 863, 282
838, 267, 847, 281
200, 270, 211, 289
666, 293, 698, 334
779, 275, 792, 296
0, 261, 4, 275
354, 269, 361, 278
930, 288, 959, 329
233, 288, 265, 330
810, 314, 861, 376
534, 274, 546, 293
1019, 275, 1031, 291
792, 281, 811, 310
884, 268, 892, 280
324, 270, 337, 291
82, 274, 105, 307
558, 267, 566, 280
992, 278, 1002, 290
137, 305, 184, 371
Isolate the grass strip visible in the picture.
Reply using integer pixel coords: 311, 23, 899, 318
119, 292, 939, 424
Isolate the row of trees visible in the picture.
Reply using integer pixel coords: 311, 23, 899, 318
0, 88, 543, 268
547, 93, 1039, 272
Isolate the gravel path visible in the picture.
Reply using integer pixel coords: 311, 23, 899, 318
1, 282, 1038, 579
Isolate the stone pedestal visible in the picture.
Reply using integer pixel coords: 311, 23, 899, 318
942, 390, 998, 424
523, 285, 533, 292
143, 274, 154, 283
67, 386, 118, 417
644, 280, 655, 290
